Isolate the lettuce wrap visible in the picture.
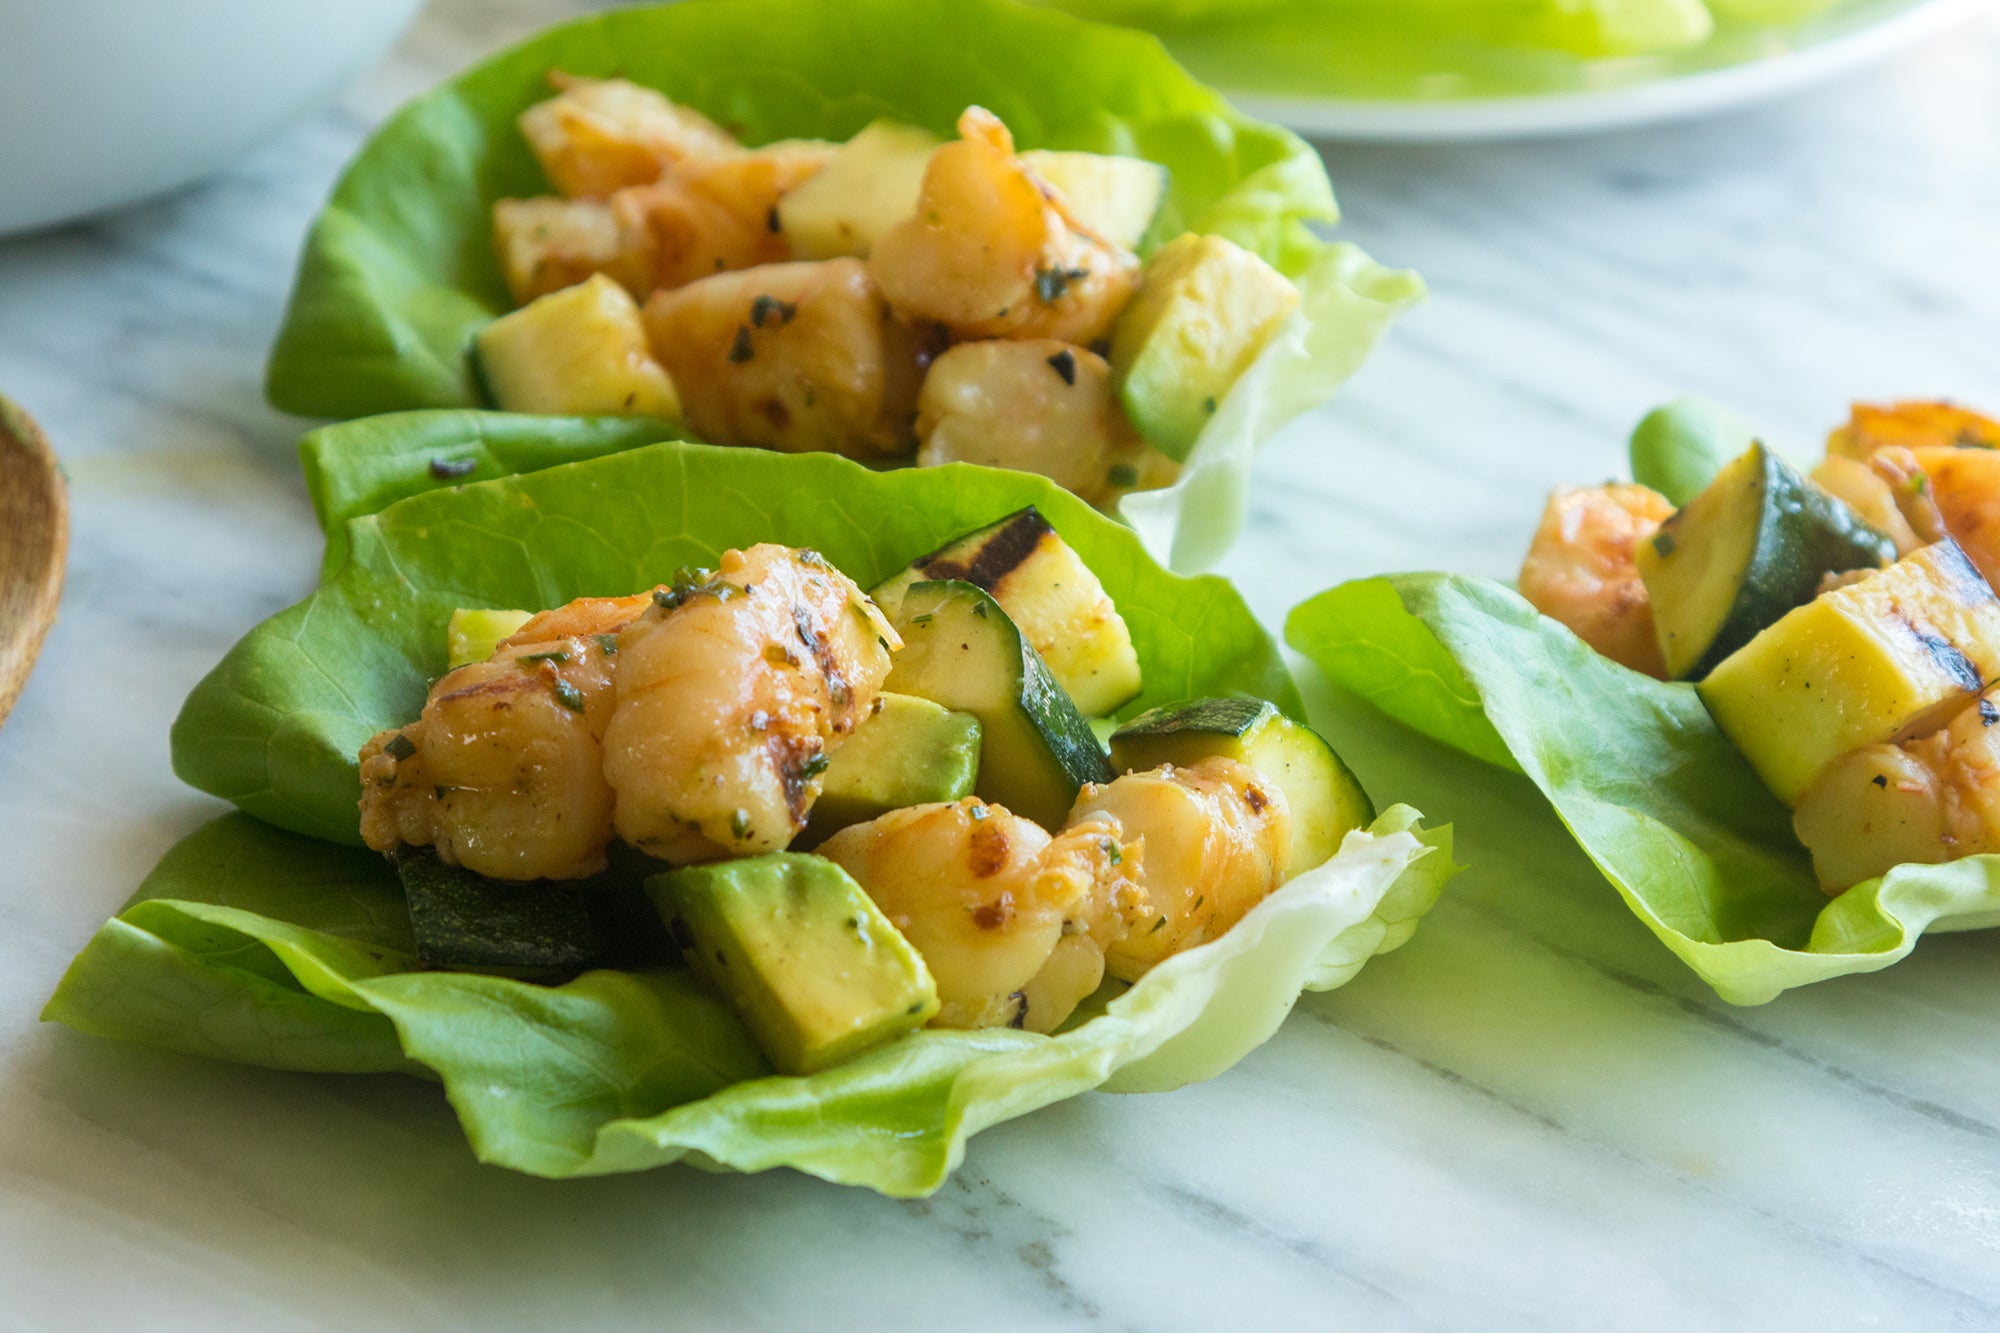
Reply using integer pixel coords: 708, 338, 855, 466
1288, 573, 2000, 1006
263, 0, 1421, 571
46, 434, 1453, 1195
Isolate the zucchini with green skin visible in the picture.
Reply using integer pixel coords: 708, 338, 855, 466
1698, 539, 2000, 804
883, 579, 1113, 829
1109, 698, 1373, 879
1637, 442, 1896, 680
873, 508, 1142, 716
395, 848, 675, 974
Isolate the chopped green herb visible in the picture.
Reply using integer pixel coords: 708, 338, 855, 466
1107, 463, 1139, 489
517, 649, 569, 665
910, 613, 934, 626
551, 678, 586, 713
594, 633, 619, 655
971, 601, 989, 618
1149, 915, 1167, 933
968, 804, 989, 821
1046, 349, 1077, 385
730, 809, 751, 839
1653, 532, 1678, 557
727, 326, 755, 363
1202, 396, 1218, 415
428, 456, 478, 480
750, 294, 798, 328
765, 203, 781, 234
384, 733, 416, 761
800, 752, 831, 780
1099, 837, 1122, 865
1033, 265, 1088, 303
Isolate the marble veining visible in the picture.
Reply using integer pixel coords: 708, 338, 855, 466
1, 3, 1997, 1328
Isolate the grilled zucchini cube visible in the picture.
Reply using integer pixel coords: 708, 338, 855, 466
883, 580, 1113, 829
1109, 698, 1373, 879
800, 693, 982, 844
1020, 149, 1166, 251
872, 508, 1141, 716
649, 853, 938, 1075
1637, 442, 1895, 680
1109, 233, 1299, 462
1698, 539, 2000, 803
476, 274, 681, 418
777, 119, 940, 260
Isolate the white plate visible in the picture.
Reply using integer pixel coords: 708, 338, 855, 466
1224, 0, 1983, 141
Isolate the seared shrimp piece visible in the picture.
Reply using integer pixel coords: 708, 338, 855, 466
1826, 400, 2000, 460
1518, 483, 1675, 678
358, 612, 636, 881
613, 140, 833, 292
604, 545, 897, 862
869, 107, 1138, 346
819, 797, 1137, 1031
1810, 456, 1922, 555
1793, 687, 2000, 893
494, 196, 653, 306
916, 339, 1173, 507
519, 73, 740, 199
1900, 446, 2000, 589
1068, 757, 1289, 983
644, 259, 925, 460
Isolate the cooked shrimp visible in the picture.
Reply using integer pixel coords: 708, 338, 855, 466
916, 339, 1173, 507
357, 602, 643, 881
603, 545, 897, 863
644, 258, 925, 460
613, 140, 833, 292
1068, 757, 1289, 983
1518, 483, 1675, 678
869, 107, 1138, 345
818, 797, 1138, 1031
1901, 446, 2000, 589
1826, 400, 2000, 460
493, 196, 651, 306
1793, 688, 2000, 893
1809, 455, 1922, 555
519, 73, 740, 199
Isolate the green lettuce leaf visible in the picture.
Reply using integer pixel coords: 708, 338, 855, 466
46, 809, 1452, 1194
174, 437, 1303, 845
1288, 573, 2000, 1005
263, 0, 1419, 571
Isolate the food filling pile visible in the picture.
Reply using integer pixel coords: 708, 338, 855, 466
1519, 399, 2000, 895
480, 75, 1306, 507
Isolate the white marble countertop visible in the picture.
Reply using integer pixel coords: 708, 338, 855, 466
3, 4, 1999, 1329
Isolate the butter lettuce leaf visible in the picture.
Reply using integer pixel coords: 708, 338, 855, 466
263, 0, 1418, 570
1288, 573, 2000, 1004
46, 810, 1451, 1195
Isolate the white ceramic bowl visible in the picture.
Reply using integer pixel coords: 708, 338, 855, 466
0, 0, 424, 237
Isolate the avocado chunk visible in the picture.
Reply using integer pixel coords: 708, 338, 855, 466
649, 853, 938, 1075
1109, 233, 1300, 462
802, 693, 982, 844
1020, 149, 1166, 251
777, 119, 941, 260
446, 607, 533, 669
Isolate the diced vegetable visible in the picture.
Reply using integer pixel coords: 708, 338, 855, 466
1698, 539, 2000, 803
1808, 456, 1921, 555
872, 507, 1142, 715
1020, 149, 1166, 251
1637, 443, 1895, 680
882, 579, 1113, 829
491, 196, 635, 306
801, 693, 982, 844
476, 275, 681, 418
777, 120, 941, 259
1108, 697, 1372, 879
1907, 446, 2000, 588
397, 848, 600, 973
445, 608, 533, 669
1109, 233, 1299, 462
648, 853, 938, 1075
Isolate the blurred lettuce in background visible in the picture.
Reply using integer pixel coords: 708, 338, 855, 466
1035, 0, 1854, 98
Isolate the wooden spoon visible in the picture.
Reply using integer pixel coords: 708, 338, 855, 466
0, 395, 68, 726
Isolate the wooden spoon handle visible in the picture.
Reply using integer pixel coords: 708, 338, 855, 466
0, 395, 68, 726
